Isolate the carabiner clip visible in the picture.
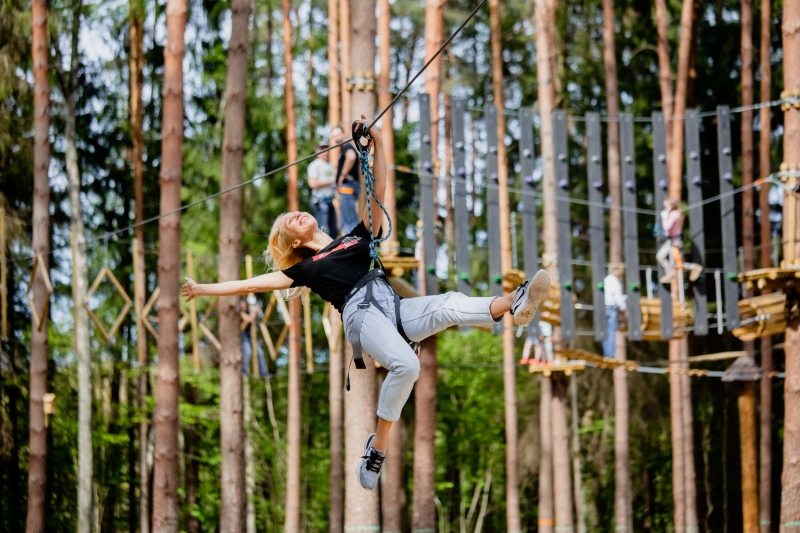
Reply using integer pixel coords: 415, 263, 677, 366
351, 120, 373, 156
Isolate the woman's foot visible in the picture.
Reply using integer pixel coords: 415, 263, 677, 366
356, 433, 385, 491
688, 264, 703, 282
511, 269, 551, 326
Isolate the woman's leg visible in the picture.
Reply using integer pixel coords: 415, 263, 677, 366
399, 291, 513, 343
656, 239, 673, 273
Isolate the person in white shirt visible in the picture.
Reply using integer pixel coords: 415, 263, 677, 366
307, 139, 338, 237
603, 263, 627, 358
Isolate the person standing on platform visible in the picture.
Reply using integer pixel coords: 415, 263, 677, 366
656, 197, 703, 283
307, 138, 338, 237
331, 126, 360, 234
603, 263, 627, 358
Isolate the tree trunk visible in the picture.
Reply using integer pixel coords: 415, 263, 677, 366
488, 1, 520, 530
539, 376, 554, 533
26, 0, 50, 529
571, 374, 586, 533
534, 0, 556, 528
129, 0, 150, 527
265, 0, 273, 94
681, 341, 698, 530
740, 381, 759, 533
413, 338, 438, 532
282, 1, 304, 530
780, 0, 800, 526
667, 0, 696, 195
654, 0, 674, 177
59, 6, 93, 531
602, 1, 630, 529
185, 385, 200, 533
339, 0, 351, 125
761, 334, 773, 533
742, 0, 755, 283
328, 308, 344, 533
552, 378, 574, 530
423, 0, 443, 169
219, 0, 250, 530
378, 0, 398, 249
669, 341, 686, 533
327, 0, 340, 164
244, 381, 257, 533
152, 0, 187, 529
382, 414, 405, 533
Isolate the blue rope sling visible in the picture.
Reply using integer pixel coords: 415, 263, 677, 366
352, 121, 392, 271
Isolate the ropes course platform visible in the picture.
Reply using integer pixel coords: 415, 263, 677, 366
738, 267, 800, 291
527, 361, 586, 377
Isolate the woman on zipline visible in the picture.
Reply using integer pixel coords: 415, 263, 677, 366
182, 115, 551, 490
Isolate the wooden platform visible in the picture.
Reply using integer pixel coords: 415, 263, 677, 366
380, 256, 421, 277
565, 349, 639, 371
732, 292, 786, 341
738, 267, 800, 292
527, 361, 586, 377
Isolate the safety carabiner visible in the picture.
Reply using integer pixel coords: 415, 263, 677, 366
351, 120, 373, 156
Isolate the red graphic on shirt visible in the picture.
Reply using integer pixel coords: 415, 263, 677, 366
312, 235, 361, 261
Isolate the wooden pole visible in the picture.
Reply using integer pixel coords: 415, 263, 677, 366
327, 0, 340, 164
326, 304, 344, 533
187, 249, 200, 372
739, 381, 759, 533
246, 255, 257, 376
303, 298, 313, 373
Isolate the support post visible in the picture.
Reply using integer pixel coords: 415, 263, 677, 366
586, 112, 606, 342
717, 106, 740, 330
246, 255, 257, 376
303, 299, 313, 373
520, 107, 540, 337
652, 112, 674, 340
554, 110, 575, 340
187, 249, 200, 372
452, 98, 471, 297
620, 113, 642, 340
685, 109, 708, 335
419, 94, 438, 297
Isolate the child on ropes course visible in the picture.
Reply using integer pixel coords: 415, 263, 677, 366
181, 115, 551, 491
656, 197, 703, 284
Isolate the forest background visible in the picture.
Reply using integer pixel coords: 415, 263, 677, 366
0, 0, 788, 531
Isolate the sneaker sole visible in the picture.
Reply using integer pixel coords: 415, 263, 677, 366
514, 270, 551, 326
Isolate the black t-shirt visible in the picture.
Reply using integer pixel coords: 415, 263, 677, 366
281, 222, 380, 312
337, 142, 360, 187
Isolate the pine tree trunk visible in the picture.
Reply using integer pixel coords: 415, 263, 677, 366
741, 0, 755, 283
740, 381, 759, 533
681, 340, 698, 530
571, 374, 586, 533
218, 0, 250, 529
539, 376, 554, 533
265, 0, 273, 94
758, 11, 773, 531
654, 0, 674, 177
327, 0, 340, 164
489, 1, 520, 529
413, 338, 438, 532
669, 341, 686, 533
152, 0, 187, 529
129, 0, 150, 528
282, 0, 303, 529
339, 0, 351, 125
382, 414, 405, 533
185, 385, 200, 533
344, 5, 379, 527
667, 0, 696, 194
534, 0, 556, 528
26, 0, 50, 529
244, 381, 257, 533
552, 378, 574, 530
378, 0, 397, 249
780, 0, 800, 528
423, 0, 443, 170
328, 308, 344, 533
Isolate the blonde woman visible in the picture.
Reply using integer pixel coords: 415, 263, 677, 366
182, 115, 551, 490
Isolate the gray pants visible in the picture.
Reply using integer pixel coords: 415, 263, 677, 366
342, 279, 499, 421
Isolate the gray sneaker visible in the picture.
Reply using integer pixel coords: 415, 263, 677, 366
356, 433, 385, 491
511, 269, 551, 326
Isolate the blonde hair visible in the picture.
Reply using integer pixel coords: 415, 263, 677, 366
264, 212, 333, 301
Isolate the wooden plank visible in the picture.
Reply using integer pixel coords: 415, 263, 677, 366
688, 351, 747, 363
553, 110, 575, 340
717, 106, 741, 330
520, 107, 540, 338
685, 109, 708, 335
452, 98, 472, 297
586, 112, 606, 342
485, 104, 503, 334
652, 112, 674, 340
418, 94, 438, 297
620, 113, 643, 340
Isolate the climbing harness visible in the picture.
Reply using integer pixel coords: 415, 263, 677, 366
344, 122, 411, 392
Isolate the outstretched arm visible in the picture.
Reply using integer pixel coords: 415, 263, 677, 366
357, 116, 387, 237
182, 271, 294, 302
